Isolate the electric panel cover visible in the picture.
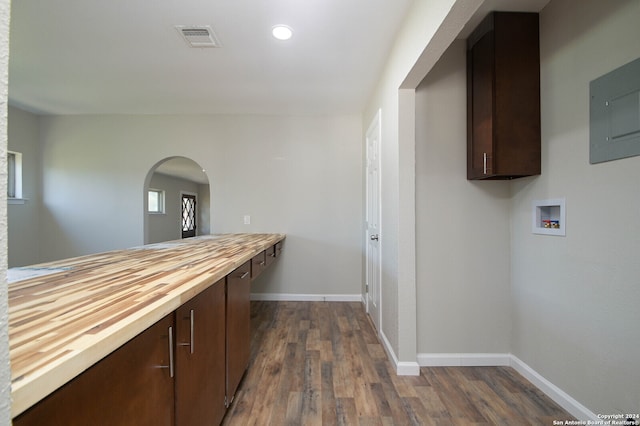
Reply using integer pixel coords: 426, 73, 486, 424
590, 57, 640, 164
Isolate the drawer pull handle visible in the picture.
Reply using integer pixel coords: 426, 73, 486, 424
239, 271, 250, 279
259, 261, 266, 266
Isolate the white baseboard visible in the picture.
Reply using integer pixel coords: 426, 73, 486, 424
378, 330, 420, 376
416, 352, 598, 421
417, 352, 511, 367
250, 293, 362, 302
509, 355, 598, 422
397, 361, 421, 376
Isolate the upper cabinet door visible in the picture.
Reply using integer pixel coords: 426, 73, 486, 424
467, 12, 541, 180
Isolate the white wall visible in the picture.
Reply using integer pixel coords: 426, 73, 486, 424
415, 40, 511, 355
27, 113, 362, 297
0, 0, 13, 422
7, 106, 40, 266
510, 0, 640, 415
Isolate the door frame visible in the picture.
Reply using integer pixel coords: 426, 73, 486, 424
365, 109, 382, 333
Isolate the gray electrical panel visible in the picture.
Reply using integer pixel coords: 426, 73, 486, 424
590, 57, 640, 164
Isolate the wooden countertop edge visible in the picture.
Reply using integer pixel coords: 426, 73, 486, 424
10, 233, 285, 418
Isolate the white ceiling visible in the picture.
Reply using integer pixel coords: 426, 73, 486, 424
154, 157, 209, 185
8, 0, 413, 116
9, 0, 551, 184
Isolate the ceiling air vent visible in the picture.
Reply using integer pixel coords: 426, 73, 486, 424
175, 25, 221, 48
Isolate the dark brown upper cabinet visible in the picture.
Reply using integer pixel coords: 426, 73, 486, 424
467, 12, 541, 180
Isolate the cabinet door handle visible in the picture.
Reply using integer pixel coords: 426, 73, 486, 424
158, 326, 175, 377
161, 326, 174, 378
239, 271, 250, 279
483, 152, 487, 175
259, 261, 266, 266
178, 309, 195, 354
189, 309, 194, 354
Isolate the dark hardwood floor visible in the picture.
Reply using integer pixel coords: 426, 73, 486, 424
222, 301, 574, 425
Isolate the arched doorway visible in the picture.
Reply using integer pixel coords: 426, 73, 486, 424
143, 157, 211, 244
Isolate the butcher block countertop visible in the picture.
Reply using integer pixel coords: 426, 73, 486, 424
8, 233, 285, 418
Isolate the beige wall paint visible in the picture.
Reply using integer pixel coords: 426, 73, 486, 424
367, 0, 640, 415
362, 0, 467, 367
415, 40, 511, 354
9, 113, 363, 297
510, 0, 640, 414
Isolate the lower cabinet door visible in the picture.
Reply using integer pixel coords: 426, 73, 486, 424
14, 314, 176, 426
226, 260, 251, 405
175, 279, 226, 426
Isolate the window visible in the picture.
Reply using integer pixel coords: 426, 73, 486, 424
148, 189, 165, 214
8, 151, 23, 199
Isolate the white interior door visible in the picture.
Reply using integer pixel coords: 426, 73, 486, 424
366, 110, 381, 332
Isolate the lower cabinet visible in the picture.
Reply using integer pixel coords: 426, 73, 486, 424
14, 314, 176, 426
225, 260, 251, 406
175, 278, 226, 426
14, 246, 281, 426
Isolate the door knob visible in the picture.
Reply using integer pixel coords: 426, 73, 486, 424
370, 234, 379, 241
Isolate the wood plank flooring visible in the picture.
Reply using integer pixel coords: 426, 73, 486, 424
222, 301, 575, 425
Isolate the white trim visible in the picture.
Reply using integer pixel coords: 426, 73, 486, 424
379, 330, 399, 366
397, 361, 420, 376
509, 355, 598, 422
8, 198, 28, 205
417, 353, 510, 367
365, 107, 382, 333
416, 353, 598, 421
379, 330, 420, 376
532, 198, 566, 236
8, 150, 23, 199
147, 188, 165, 214
250, 293, 361, 302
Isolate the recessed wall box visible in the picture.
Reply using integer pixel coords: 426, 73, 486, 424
532, 198, 566, 236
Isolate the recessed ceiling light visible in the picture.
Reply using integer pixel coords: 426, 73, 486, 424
272, 25, 293, 41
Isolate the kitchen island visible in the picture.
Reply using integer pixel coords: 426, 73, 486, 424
8, 233, 285, 422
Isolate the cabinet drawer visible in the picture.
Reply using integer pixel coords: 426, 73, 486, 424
250, 251, 267, 279
265, 245, 276, 267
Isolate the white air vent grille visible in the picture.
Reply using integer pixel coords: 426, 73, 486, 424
175, 25, 221, 48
